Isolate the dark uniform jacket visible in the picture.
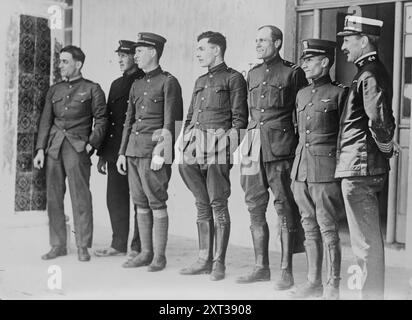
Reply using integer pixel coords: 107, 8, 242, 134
246, 55, 308, 162
335, 52, 396, 178
119, 66, 183, 161
97, 66, 144, 162
36, 77, 108, 159
183, 62, 248, 158
291, 75, 348, 182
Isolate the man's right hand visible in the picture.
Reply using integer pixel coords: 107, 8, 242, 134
33, 149, 45, 169
116, 155, 127, 175
97, 157, 107, 175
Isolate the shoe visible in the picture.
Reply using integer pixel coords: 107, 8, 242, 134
179, 259, 213, 275
236, 267, 270, 284
147, 255, 167, 272
122, 252, 153, 268
41, 246, 67, 260
77, 247, 91, 262
94, 247, 127, 257
210, 261, 225, 281
323, 283, 340, 300
291, 281, 323, 299
128, 250, 140, 259
274, 269, 294, 290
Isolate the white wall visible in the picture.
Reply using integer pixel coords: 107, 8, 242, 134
78, 0, 287, 248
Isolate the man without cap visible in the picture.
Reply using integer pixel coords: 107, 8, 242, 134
237, 25, 307, 289
118, 32, 183, 271
34, 45, 108, 262
336, 15, 396, 299
94, 40, 144, 258
290, 39, 347, 299
178, 31, 248, 281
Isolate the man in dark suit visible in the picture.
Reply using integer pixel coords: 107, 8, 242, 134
34, 45, 108, 262
94, 40, 144, 258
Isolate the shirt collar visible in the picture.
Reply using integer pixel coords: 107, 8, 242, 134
145, 65, 162, 78
263, 53, 282, 66
312, 74, 331, 88
65, 75, 83, 84
354, 51, 378, 69
208, 62, 227, 75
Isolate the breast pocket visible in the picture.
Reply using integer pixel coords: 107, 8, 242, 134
214, 86, 230, 109
71, 93, 92, 116
297, 102, 308, 132
267, 82, 285, 108
51, 95, 64, 115
313, 102, 338, 133
147, 96, 164, 115
248, 82, 260, 108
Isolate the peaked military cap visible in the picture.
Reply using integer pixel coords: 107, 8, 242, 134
301, 39, 336, 59
115, 40, 137, 54
337, 15, 383, 37
135, 32, 167, 50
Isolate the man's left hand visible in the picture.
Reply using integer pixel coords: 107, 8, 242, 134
150, 155, 165, 171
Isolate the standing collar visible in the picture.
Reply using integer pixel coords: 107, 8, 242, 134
65, 75, 83, 84
263, 54, 282, 66
145, 65, 162, 78
354, 51, 378, 69
208, 62, 227, 75
312, 74, 331, 88
123, 65, 141, 77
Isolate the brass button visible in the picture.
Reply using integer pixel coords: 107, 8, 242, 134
64, 107, 68, 110
201, 97, 205, 101
144, 92, 147, 95
324, 109, 327, 112
209, 74, 213, 78
306, 130, 310, 134
263, 82, 267, 85
66, 95, 70, 98
305, 143, 309, 147
147, 79, 150, 83
138, 118, 142, 122
261, 109, 265, 113
63, 129, 66, 132
205, 85, 208, 88
261, 95, 265, 98
196, 121, 200, 125
278, 86, 282, 89
135, 132, 139, 135
141, 106, 145, 109
110, 134, 114, 138
199, 109, 203, 113
306, 116, 311, 120
266, 69, 269, 72
260, 122, 264, 125
112, 122, 115, 126
308, 102, 313, 106
312, 89, 316, 93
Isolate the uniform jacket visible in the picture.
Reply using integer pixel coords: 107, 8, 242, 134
246, 54, 308, 162
291, 75, 348, 182
119, 66, 183, 161
335, 52, 396, 178
182, 62, 248, 160
97, 66, 144, 162
36, 77, 108, 159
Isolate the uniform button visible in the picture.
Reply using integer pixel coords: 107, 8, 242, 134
196, 122, 200, 125
261, 109, 265, 113
305, 143, 309, 147
63, 129, 66, 132
127, 100, 130, 104
64, 107, 68, 110
138, 118, 142, 122
312, 89, 316, 93
324, 109, 327, 112
125, 112, 127, 115
110, 134, 114, 138
141, 106, 145, 109
205, 85, 208, 88
69, 85, 72, 89
260, 122, 264, 125
308, 102, 313, 106
201, 97, 205, 101
263, 82, 267, 85
278, 86, 282, 89
144, 92, 147, 95
135, 132, 139, 135
209, 74, 213, 78
260, 95, 265, 99
306, 130, 310, 134
307, 115, 311, 120
199, 109, 202, 113
110, 112, 113, 115
154, 99, 158, 102
147, 79, 150, 83
66, 95, 70, 98
266, 69, 270, 72
112, 122, 115, 126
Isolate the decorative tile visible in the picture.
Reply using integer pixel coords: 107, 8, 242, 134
18, 90, 34, 115
32, 170, 46, 192
20, 15, 36, 35
36, 18, 50, 41
16, 133, 34, 153
31, 191, 47, 210
15, 172, 31, 192
16, 153, 33, 172
34, 74, 50, 93
15, 191, 31, 212
19, 72, 34, 91
17, 113, 35, 133
19, 34, 35, 73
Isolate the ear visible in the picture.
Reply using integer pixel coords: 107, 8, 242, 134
214, 45, 221, 58
274, 39, 282, 50
361, 35, 369, 48
321, 56, 330, 68
75, 60, 83, 70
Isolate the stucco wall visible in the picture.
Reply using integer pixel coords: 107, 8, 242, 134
79, 0, 287, 248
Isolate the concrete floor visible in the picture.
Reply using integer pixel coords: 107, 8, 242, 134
1, 216, 411, 300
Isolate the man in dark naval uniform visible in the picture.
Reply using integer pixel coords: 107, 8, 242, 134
94, 41, 144, 258
336, 16, 396, 300
237, 25, 307, 289
290, 39, 347, 300
118, 32, 183, 271
178, 31, 248, 281
34, 45, 108, 262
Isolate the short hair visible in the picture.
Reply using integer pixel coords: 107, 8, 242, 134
197, 31, 227, 58
354, 34, 379, 51
60, 45, 86, 65
258, 25, 283, 50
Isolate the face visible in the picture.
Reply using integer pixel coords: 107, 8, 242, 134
301, 55, 325, 80
134, 46, 155, 70
118, 52, 135, 72
255, 27, 279, 60
59, 51, 81, 79
341, 35, 363, 63
196, 38, 218, 68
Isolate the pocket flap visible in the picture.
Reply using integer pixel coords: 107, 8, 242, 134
314, 102, 337, 113
309, 145, 336, 156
